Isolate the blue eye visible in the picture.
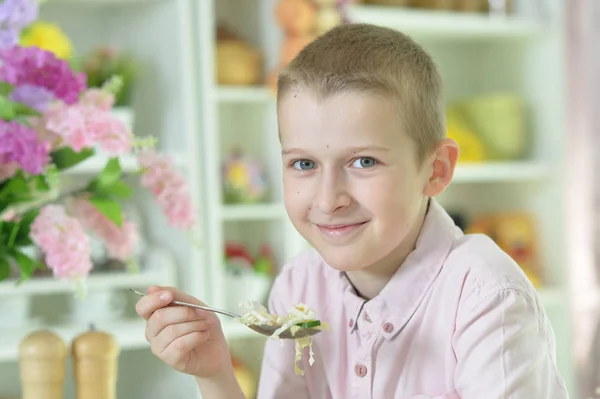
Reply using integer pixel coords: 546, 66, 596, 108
352, 157, 377, 168
292, 159, 316, 171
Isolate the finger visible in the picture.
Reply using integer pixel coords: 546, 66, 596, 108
147, 285, 168, 294
152, 319, 211, 355
161, 331, 211, 368
146, 305, 209, 339
135, 289, 174, 320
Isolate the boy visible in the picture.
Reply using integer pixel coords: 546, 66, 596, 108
136, 24, 569, 398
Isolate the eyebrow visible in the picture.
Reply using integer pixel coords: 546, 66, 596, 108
282, 146, 390, 155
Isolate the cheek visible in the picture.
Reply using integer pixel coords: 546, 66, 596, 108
283, 175, 311, 219
358, 175, 421, 223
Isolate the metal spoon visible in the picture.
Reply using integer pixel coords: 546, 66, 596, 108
130, 289, 322, 339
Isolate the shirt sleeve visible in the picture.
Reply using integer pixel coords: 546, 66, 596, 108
256, 274, 311, 399
452, 287, 570, 398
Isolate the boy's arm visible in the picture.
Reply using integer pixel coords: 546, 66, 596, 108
195, 370, 246, 399
256, 276, 311, 399
452, 287, 569, 398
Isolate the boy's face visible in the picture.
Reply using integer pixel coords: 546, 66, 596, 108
279, 90, 456, 273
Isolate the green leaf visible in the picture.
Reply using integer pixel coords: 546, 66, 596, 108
89, 158, 122, 191
33, 174, 51, 192
13, 209, 39, 247
0, 95, 16, 120
0, 257, 10, 281
0, 82, 13, 96
10, 248, 40, 282
51, 147, 95, 170
0, 175, 30, 200
98, 180, 132, 199
13, 102, 40, 117
6, 222, 20, 248
89, 196, 122, 227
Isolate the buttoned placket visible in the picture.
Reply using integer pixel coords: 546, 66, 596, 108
350, 299, 387, 399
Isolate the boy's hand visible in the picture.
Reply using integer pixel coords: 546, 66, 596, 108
135, 286, 233, 378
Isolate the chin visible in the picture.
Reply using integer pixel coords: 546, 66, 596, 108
311, 243, 371, 272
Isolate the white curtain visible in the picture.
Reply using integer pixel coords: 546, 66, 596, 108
566, 1, 600, 397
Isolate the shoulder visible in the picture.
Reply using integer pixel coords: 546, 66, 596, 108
267, 248, 337, 313
443, 232, 539, 312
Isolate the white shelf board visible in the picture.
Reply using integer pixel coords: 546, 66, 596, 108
0, 270, 171, 297
346, 5, 542, 40
62, 152, 187, 175
452, 161, 551, 183
221, 203, 285, 221
0, 319, 150, 363
216, 86, 274, 103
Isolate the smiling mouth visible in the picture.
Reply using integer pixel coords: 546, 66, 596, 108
315, 221, 368, 238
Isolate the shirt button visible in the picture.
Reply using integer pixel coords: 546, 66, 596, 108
349, 319, 354, 328
383, 322, 394, 333
355, 364, 367, 377
363, 313, 371, 322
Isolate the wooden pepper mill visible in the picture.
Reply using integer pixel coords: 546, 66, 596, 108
72, 325, 120, 399
19, 330, 67, 399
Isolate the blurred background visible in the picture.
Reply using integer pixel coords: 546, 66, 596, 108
0, 0, 598, 398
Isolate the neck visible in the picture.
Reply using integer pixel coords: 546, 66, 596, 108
346, 198, 430, 300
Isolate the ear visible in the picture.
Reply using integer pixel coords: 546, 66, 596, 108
423, 138, 459, 197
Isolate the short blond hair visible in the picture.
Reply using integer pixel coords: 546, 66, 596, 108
277, 23, 445, 163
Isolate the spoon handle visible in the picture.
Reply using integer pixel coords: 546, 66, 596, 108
130, 289, 242, 319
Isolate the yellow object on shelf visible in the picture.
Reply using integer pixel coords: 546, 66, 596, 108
459, 93, 528, 160
466, 212, 543, 288
233, 356, 257, 399
20, 21, 73, 60
446, 106, 485, 163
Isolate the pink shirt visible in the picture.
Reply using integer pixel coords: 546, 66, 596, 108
257, 199, 569, 398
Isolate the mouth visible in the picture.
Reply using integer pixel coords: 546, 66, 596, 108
314, 221, 369, 239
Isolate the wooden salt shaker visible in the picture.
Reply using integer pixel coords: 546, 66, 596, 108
19, 330, 67, 399
72, 326, 120, 399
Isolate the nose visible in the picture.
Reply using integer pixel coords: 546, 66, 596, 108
313, 170, 351, 214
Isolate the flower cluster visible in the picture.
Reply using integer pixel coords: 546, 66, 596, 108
0, 0, 198, 295
0, 45, 86, 107
0, 119, 50, 176
29, 205, 93, 282
138, 150, 196, 230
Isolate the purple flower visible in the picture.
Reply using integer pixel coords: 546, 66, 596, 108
0, 0, 38, 29
10, 84, 54, 112
0, 46, 87, 105
0, 120, 50, 175
0, 0, 38, 49
0, 29, 17, 49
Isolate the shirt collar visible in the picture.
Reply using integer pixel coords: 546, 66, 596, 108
338, 198, 459, 339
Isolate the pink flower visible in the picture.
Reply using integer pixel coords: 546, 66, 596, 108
138, 150, 196, 230
86, 108, 132, 155
80, 88, 114, 112
29, 205, 93, 281
44, 101, 91, 151
0, 120, 50, 175
67, 197, 139, 261
43, 97, 133, 155
0, 45, 86, 105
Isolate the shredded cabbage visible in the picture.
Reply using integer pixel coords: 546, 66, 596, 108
238, 301, 329, 375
